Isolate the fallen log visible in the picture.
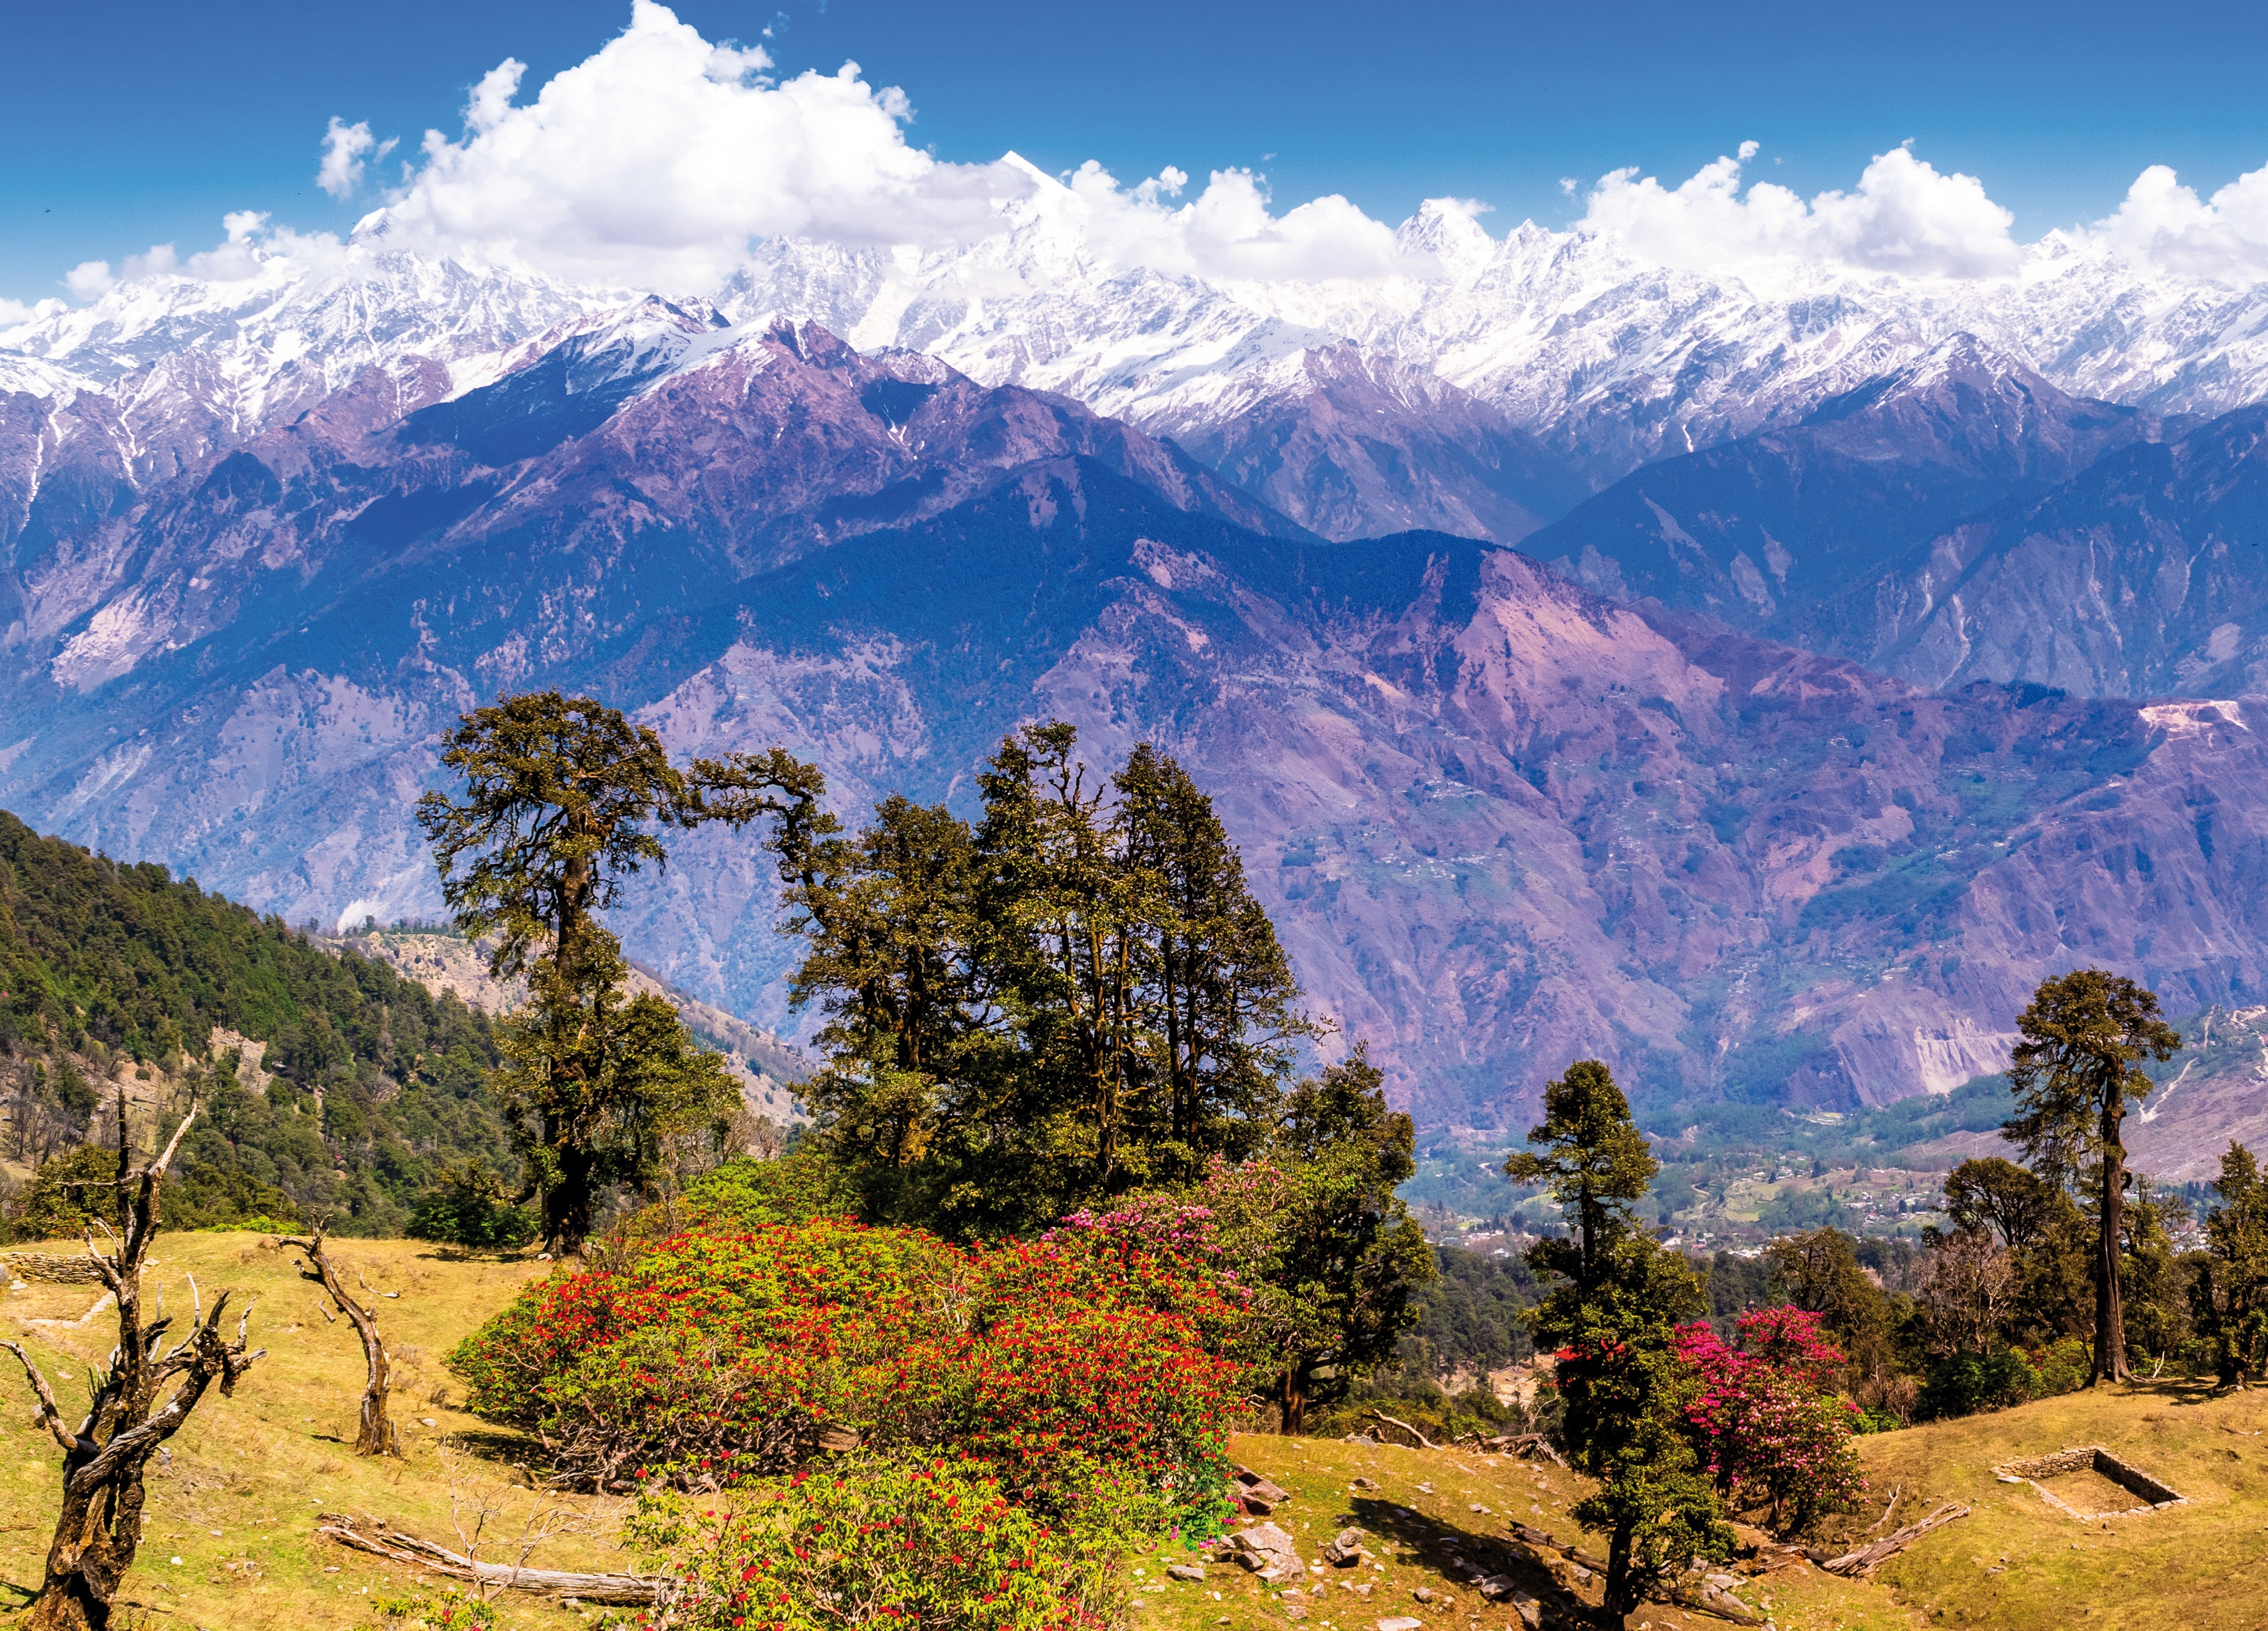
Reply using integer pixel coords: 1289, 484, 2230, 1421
1506, 1432, 1569, 1470
1364, 1409, 1441, 1450
1663, 1579, 1766, 1626
316, 1513, 665, 1605
1506, 1520, 1607, 1575
1816, 1502, 1970, 1578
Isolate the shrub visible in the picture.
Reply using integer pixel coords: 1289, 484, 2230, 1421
447, 1217, 1237, 1513
1914, 1347, 2037, 1420
449, 1219, 965, 1486
408, 1161, 538, 1249
622, 1452, 1145, 1631
676, 1148, 857, 1231
2030, 1336, 2091, 1398
373, 1592, 501, 1631
1677, 1306, 1866, 1536
10, 1145, 125, 1239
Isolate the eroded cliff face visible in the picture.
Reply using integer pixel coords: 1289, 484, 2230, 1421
6, 311, 2267, 1153
1854, 407, 2268, 698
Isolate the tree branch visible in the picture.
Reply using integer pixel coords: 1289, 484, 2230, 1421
0, 1340, 88, 1454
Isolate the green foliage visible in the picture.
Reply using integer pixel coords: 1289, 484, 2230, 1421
1914, 1347, 2039, 1419
621, 1452, 1148, 1631
12, 1145, 125, 1239
2189, 1141, 2268, 1386
408, 1161, 537, 1249
1509, 1059, 1729, 1616
372, 1592, 501, 1631
1396, 1242, 1538, 1378
0, 811, 511, 1235
2003, 969, 2181, 1381
769, 723, 1315, 1237
417, 692, 780, 1251
1198, 1051, 1437, 1431
672, 1147, 858, 1231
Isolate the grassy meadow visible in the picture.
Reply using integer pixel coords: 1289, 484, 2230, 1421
0, 1234, 2259, 1631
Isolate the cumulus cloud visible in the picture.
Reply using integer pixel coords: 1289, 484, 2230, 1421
358, 0, 1031, 289
345, 1, 1426, 290
1575, 144, 2021, 279
2088, 161, 2268, 279
317, 117, 396, 199
1039, 160, 1414, 282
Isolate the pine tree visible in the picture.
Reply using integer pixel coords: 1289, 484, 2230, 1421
1263, 1048, 1435, 1431
764, 721, 1312, 1234
1506, 1059, 1729, 1617
2001, 970, 2182, 1384
2191, 1142, 2268, 1387
416, 692, 771, 1251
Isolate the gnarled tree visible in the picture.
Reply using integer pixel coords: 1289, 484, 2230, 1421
0, 1105, 264, 1631
283, 1223, 400, 1456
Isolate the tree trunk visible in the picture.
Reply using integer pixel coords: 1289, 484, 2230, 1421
5, 1104, 264, 1630
284, 1230, 401, 1456
1603, 1517, 1637, 1620
545, 1143, 596, 1256
2094, 1104, 2129, 1385
1278, 1364, 1309, 1435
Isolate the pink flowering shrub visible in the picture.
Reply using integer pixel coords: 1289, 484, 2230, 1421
1676, 1307, 1867, 1536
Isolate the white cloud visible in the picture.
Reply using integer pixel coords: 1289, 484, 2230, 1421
64, 261, 116, 301
1575, 144, 2021, 279
317, 117, 396, 199
2088, 162, 2268, 279
346, 1, 1429, 291
360, 0, 1033, 291
1046, 160, 1416, 282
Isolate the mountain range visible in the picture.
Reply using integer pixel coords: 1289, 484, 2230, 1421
6, 211, 2268, 1151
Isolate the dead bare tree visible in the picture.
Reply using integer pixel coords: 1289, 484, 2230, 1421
0, 1104, 265, 1631
281, 1222, 401, 1456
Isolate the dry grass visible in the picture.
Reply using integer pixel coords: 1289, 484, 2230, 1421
0, 1232, 606, 1630
3, 1232, 2257, 1631
1129, 1434, 1920, 1631
1846, 1377, 2268, 1630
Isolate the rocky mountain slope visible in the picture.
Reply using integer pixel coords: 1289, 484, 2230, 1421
1524, 335, 2163, 640
3, 307, 2265, 1145
17, 200, 2268, 547
1847, 403, 2268, 697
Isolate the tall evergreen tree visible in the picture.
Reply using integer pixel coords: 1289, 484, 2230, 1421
1263, 1048, 1435, 1431
764, 721, 1312, 1234
2001, 969, 2181, 1384
417, 693, 758, 1251
2191, 1142, 2268, 1387
1506, 1060, 1729, 1617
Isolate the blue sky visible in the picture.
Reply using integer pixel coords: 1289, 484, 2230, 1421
5, 0, 2268, 302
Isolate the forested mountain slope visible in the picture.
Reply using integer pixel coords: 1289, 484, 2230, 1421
0, 810, 512, 1232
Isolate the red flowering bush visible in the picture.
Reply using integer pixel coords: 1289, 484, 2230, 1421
447, 1218, 1237, 1515
449, 1220, 967, 1487
1676, 1307, 1867, 1536
622, 1453, 1142, 1631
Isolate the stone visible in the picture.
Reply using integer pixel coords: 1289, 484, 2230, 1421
1376, 1619, 1426, 1631
1511, 1591, 1543, 1630
1223, 1521, 1305, 1582
1323, 1526, 1368, 1566
1352, 1476, 1381, 1491
1412, 1587, 1436, 1604
1478, 1575, 1517, 1602
1167, 1563, 1206, 1582
1235, 1464, 1294, 1509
